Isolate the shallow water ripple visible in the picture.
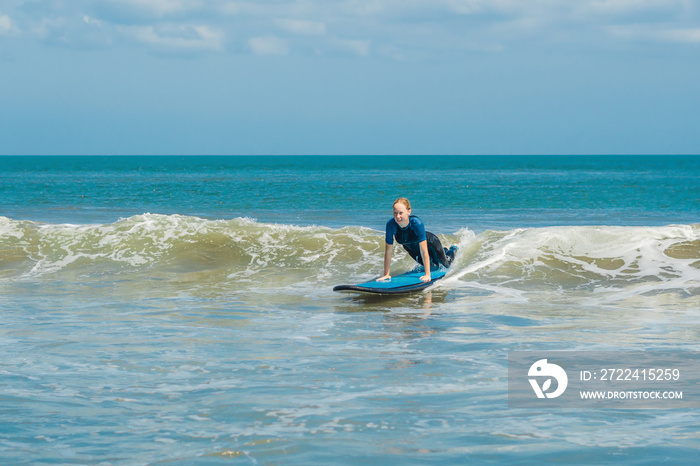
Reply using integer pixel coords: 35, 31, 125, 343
1, 281, 699, 464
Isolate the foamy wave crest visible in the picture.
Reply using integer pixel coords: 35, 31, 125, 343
0, 214, 386, 284
2, 215, 698, 298
445, 224, 700, 298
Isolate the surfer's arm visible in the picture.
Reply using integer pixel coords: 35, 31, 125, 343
378, 242, 393, 281
419, 240, 431, 281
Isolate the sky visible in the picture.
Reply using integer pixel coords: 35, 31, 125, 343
0, 0, 699, 155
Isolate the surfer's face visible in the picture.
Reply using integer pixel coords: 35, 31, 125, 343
393, 203, 410, 228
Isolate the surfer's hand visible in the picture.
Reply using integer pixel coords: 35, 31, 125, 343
377, 274, 391, 281
419, 274, 431, 282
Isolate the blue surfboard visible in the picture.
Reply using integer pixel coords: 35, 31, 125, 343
333, 267, 447, 295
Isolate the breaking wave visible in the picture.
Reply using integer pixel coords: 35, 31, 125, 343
443, 224, 699, 299
1, 214, 698, 298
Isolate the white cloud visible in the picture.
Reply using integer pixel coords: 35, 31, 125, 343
249, 35, 289, 55
29, 17, 67, 40
0, 14, 16, 35
662, 28, 700, 43
1, 0, 699, 57
332, 38, 370, 57
440, 0, 507, 16
83, 15, 103, 27
275, 19, 326, 36
219, 2, 268, 16
609, 24, 700, 44
578, 0, 690, 16
120, 23, 225, 51
107, 0, 200, 16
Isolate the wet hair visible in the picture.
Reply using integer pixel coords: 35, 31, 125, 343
393, 197, 411, 211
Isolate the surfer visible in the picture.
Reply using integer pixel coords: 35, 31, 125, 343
378, 197, 457, 282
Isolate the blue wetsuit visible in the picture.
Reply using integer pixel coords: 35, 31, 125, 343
386, 215, 454, 268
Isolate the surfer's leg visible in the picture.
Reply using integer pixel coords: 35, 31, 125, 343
426, 232, 452, 268
446, 245, 458, 264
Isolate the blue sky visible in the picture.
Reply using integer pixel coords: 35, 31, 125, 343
1, 0, 699, 155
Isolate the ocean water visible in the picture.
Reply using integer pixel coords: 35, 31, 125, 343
0, 155, 698, 464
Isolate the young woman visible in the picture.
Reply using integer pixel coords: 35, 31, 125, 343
378, 197, 457, 282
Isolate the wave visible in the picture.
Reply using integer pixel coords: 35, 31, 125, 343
445, 224, 700, 298
1, 214, 698, 297
0, 214, 381, 282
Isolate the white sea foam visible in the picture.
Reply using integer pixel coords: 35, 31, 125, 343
440, 224, 700, 304
1, 215, 698, 302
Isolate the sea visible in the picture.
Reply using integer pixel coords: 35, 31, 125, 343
0, 155, 698, 465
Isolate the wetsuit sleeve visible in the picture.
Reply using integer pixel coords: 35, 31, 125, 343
385, 219, 396, 245
410, 217, 427, 243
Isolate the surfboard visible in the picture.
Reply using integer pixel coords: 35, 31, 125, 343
333, 267, 447, 295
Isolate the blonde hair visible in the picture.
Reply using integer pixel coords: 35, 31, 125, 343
393, 197, 411, 211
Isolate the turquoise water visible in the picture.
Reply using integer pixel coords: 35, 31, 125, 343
2, 155, 697, 229
1, 156, 699, 464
